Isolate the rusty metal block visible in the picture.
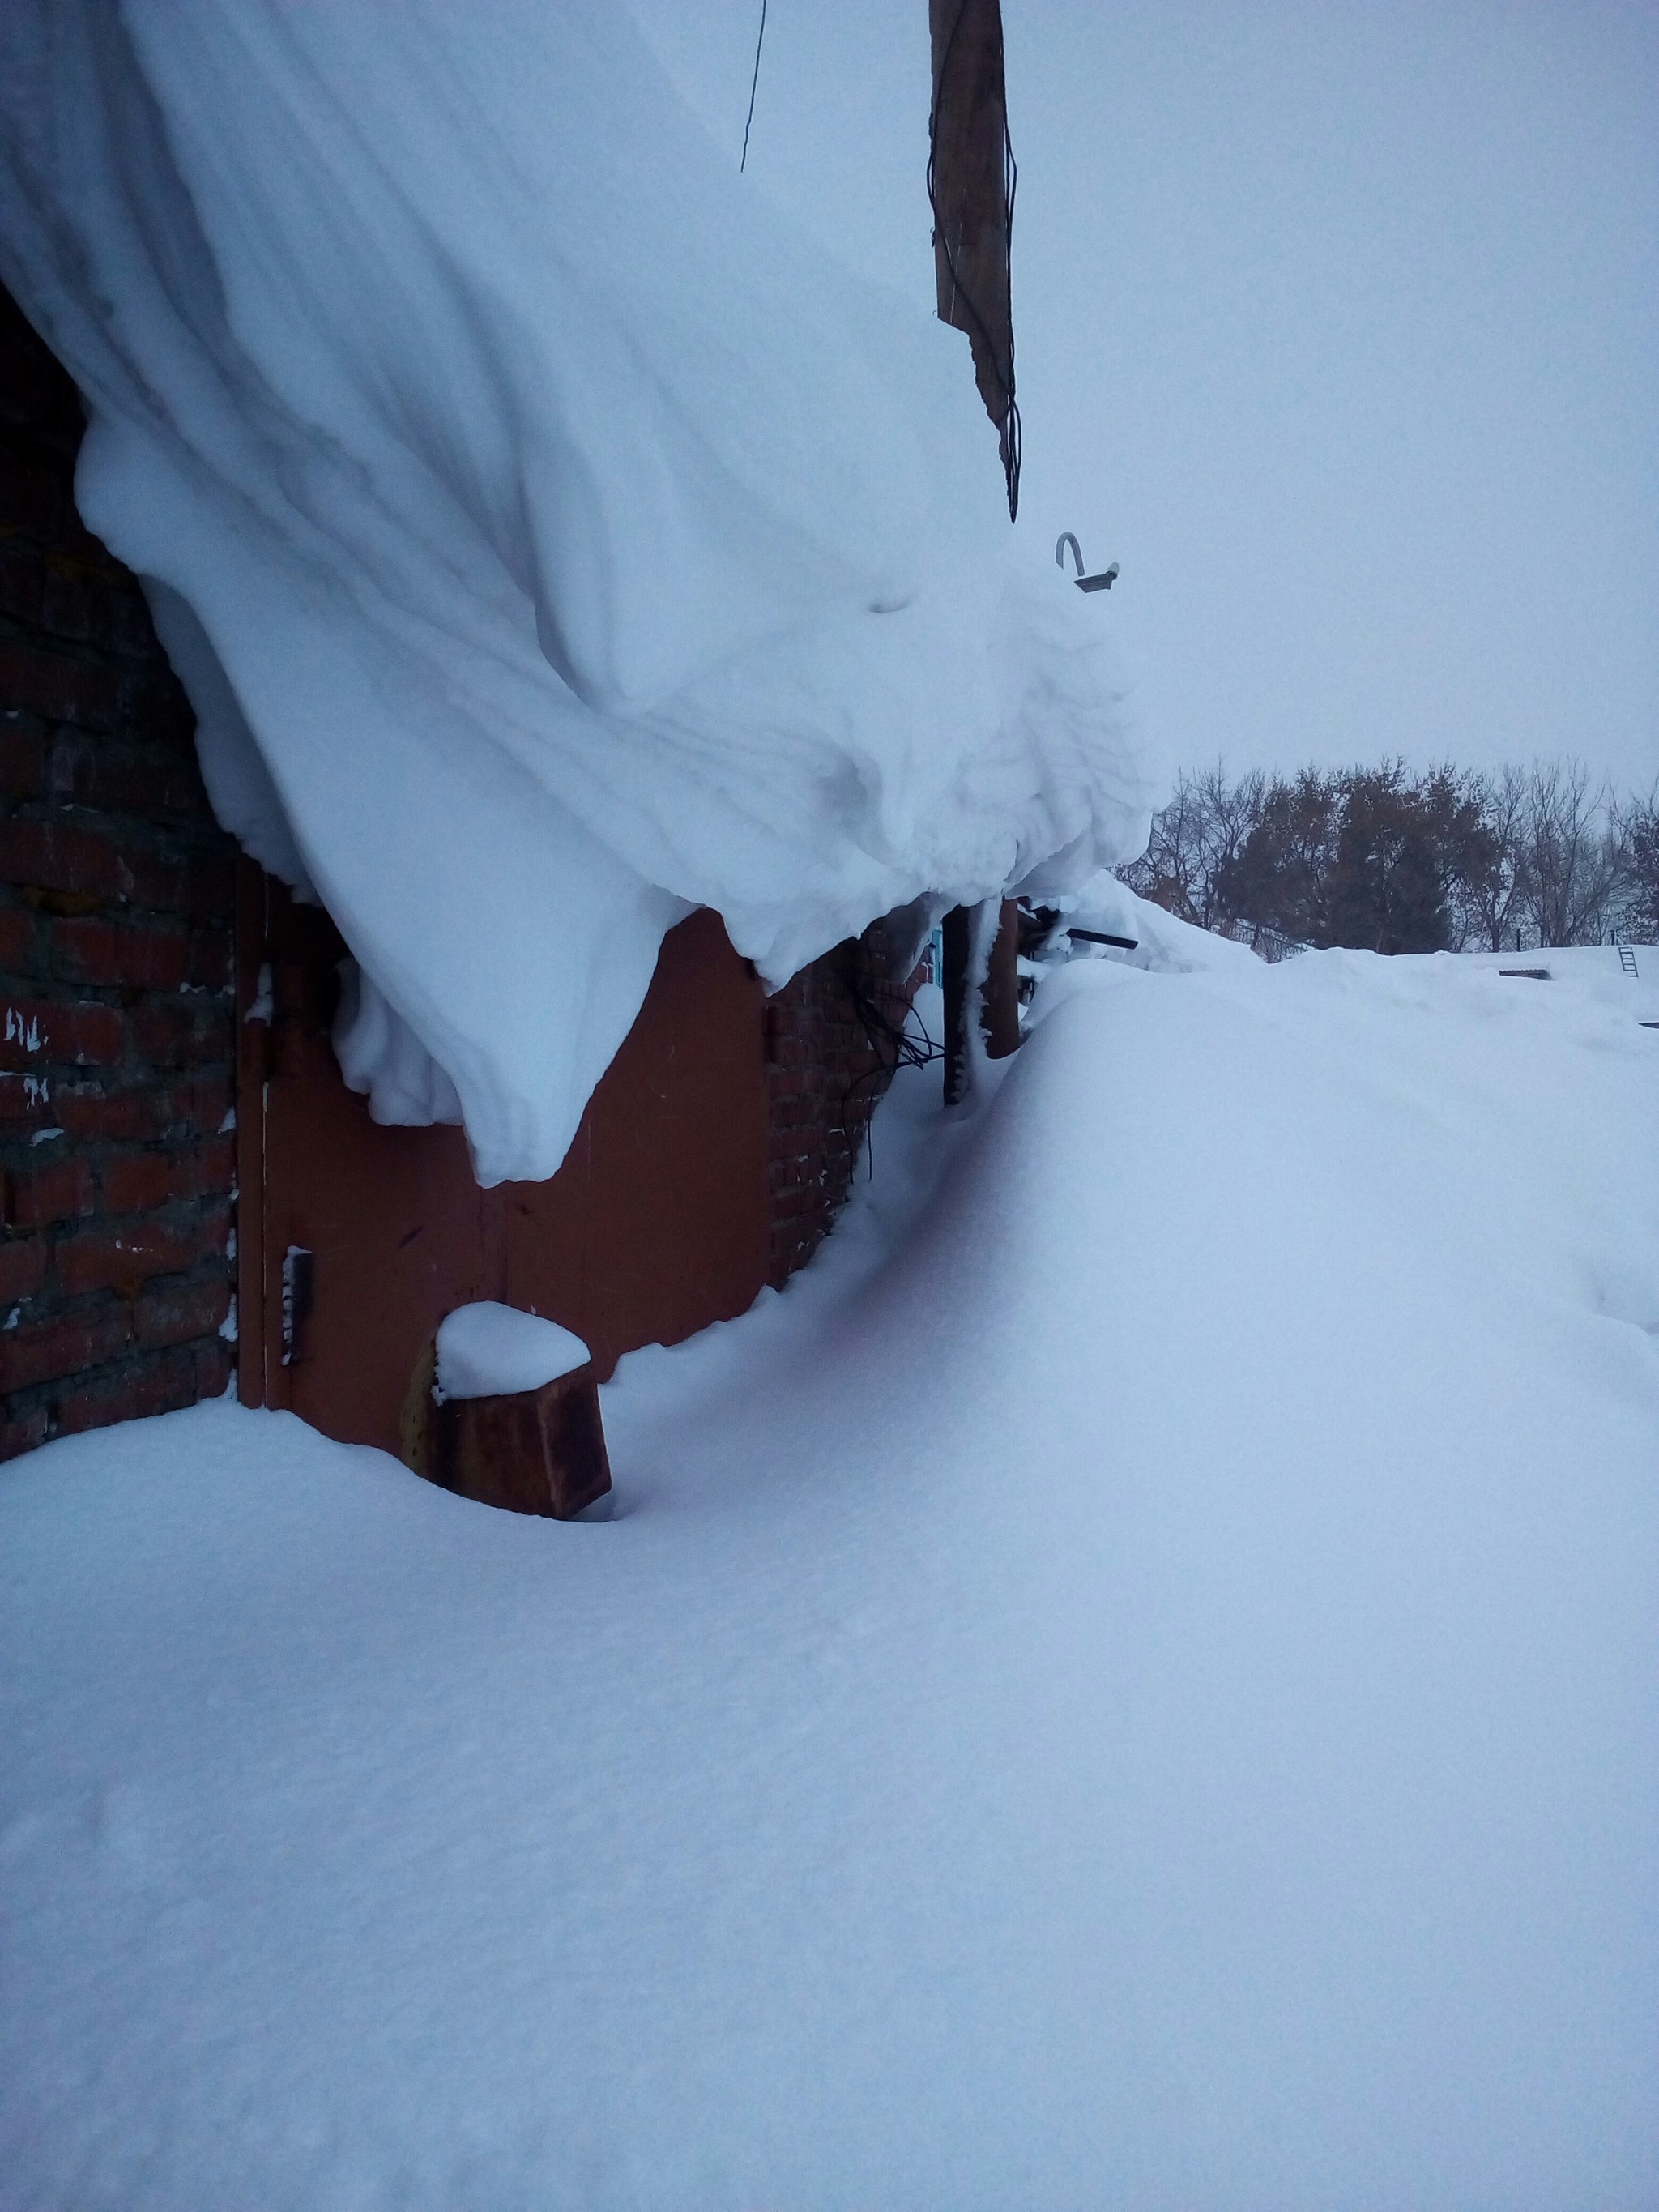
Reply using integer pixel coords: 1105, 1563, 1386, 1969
401, 1338, 612, 1520
432, 1362, 612, 1520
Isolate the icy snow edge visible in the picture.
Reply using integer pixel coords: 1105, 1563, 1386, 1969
0, 0, 1158, 1183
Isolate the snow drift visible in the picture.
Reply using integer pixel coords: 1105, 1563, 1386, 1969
2, 944, 1654, 2207
0, 0, 1154, 1182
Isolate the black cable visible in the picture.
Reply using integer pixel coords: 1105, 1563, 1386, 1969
740, 0, 768, 173
837, 939, 945, 1182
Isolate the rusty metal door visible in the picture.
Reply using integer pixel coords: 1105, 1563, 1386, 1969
236, 866, 769, 1457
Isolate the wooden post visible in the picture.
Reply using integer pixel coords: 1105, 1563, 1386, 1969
928, 0, 1019, 517
941, 903, 973, 1105
981, 895, 1021, 1058
943, 895, 1021, 1102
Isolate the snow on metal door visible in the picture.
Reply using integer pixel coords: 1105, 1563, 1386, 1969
236, 864, 769, 1458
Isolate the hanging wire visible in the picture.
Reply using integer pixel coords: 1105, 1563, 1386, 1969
925, 0, 1022, 519
740, 0, 769, 172
837, 937, 944, 1182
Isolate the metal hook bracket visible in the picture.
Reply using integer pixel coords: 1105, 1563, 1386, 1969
1056, 533, 1120, 593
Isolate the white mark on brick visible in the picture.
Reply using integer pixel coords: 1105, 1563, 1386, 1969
28, 1126, 64, 1146
5, 1008, 42, 1054
22, 1075, 50, 1109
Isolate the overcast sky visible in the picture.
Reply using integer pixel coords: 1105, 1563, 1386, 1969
628, 1, 1658, 792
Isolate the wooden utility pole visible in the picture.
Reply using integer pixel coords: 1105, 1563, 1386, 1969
940, 898, 1021, 1107
928, 0, 1020, 521
930, 0, 1023, 1101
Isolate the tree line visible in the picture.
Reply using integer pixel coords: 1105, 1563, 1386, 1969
1119, 759, 1659, 957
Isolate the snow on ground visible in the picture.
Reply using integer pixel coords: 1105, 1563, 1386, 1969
2, 944, 1656, 2210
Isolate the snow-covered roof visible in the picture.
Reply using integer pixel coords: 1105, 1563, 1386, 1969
0, 0, 1157, 1181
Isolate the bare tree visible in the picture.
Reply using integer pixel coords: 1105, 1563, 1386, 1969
1121, 755, 1643, 956
1119, 762, 1264, 930
1610, 779, 1659, 942
1456, 766, 1529, 950
1518, 760, 1621, 948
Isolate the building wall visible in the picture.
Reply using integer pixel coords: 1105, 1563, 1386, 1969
764, 925, 924, 1287
237, 885, 773, 1454
0, 282, 923, 1463
0, 288, 237, 1457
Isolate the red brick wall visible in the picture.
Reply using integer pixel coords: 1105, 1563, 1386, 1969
0, 287, 237, 1456
764, 922, 925, 1287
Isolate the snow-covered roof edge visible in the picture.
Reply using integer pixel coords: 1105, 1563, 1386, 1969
0, 0, 1159, 1182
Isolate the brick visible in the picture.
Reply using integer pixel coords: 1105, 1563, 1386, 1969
0, 339, 243, 1454
0, 544, 136, 646
52, 1077, 227, 1145
36, 562, 156, 657
47, 737, 206, 824
0, 1404, 50, 1459
194, 1339, 233, 1400
186, 1131, 235, 1197
99, 1151, 175, 1217
181, 847, 236, 920
0, 1304, 130, 1393
187, 928, 233, 991
130, 993, 232, 1069
51, 1083, 162, 1143
0, 904, 36, 973
0, 726, 47, 800
0, 819, 194, 914
122, 669, 196, 749
102, 1139, 231, 1215
52, 916, 190, 991
0, 543, 49, 632
0, 817, 133, 903
0, 1236, 47, 1302
56, 1202, 230, 1296
53, 1347, 198, 1437
0, 995, 126, 1070
4, 1155, 93, 1229
0, 1070, 54, 1122
0, 638, 123, 731
0, 445, 69, 536
183, 1071, 234, 1133
134, 1275, 229, 1352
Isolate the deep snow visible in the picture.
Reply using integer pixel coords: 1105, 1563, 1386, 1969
0, 0, 1154, 1183
2, 929, 1656, 2210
